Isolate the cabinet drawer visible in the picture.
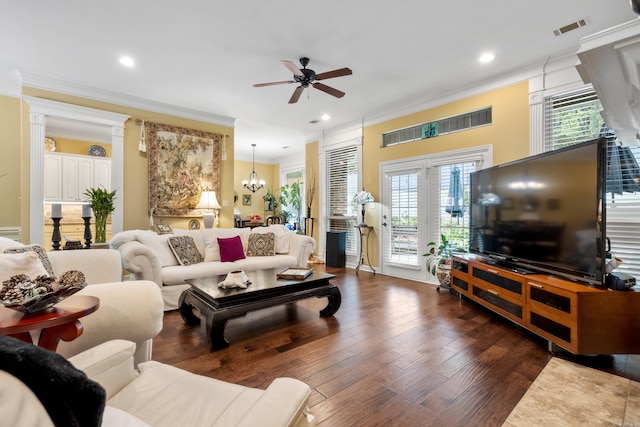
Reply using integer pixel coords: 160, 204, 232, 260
452, 275, 469, 292
452, 258, 468, 275
471, 281, 523, 321
529, 311, 573, 346
472, 266, 524, 298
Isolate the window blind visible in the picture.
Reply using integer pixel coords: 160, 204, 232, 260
325, 145, 358, 255
544, 87, 640, 278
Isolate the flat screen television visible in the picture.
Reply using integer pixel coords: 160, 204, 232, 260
469, 138, 607, 286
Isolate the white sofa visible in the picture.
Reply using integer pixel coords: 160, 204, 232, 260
0, 339, 316, 427
111, 225, 316, 310
0, 237, 164, 365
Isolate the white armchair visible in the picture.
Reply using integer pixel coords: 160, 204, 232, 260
71, 340, 316, 427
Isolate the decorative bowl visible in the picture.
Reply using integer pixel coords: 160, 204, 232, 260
1, 270, 87, 314
2, 285, 86, 314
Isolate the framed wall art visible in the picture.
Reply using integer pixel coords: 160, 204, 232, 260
243, 194, 252, 206
147, 122, 223, 217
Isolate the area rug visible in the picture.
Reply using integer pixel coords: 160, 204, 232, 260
502, 357, 640, 426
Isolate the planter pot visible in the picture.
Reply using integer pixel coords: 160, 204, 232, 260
436, 264, 452, 289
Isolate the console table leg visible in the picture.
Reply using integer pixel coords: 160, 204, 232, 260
207, 311, 230, 350
319, 286, 342, 317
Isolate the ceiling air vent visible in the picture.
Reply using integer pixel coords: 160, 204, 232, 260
309, 119, 320, 124
553, 19, 587, 36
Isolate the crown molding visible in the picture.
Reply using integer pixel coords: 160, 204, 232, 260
19, 71, 236, 128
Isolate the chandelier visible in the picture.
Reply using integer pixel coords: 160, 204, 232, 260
242, 144, 265, 193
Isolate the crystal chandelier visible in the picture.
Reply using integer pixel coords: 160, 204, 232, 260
242, 144, 266, 193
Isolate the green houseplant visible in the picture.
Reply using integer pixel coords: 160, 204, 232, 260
423, 234, 453, 288
84, 187, 117, 243
262, 188, 279, 211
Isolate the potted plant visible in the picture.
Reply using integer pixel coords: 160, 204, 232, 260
262, 188, 279, 211
423, 234, 453, 288
84, 186, 117, 243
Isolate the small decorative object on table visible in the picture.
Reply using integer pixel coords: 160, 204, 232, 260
88, 145, 106, 157
156, 224, 172, 234
277, 267, 313, 280
1, 271, 86, 313
218, 270, 251, 289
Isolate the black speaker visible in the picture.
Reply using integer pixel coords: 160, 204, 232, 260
326, 231, 346, 268
632, 0, 640, 14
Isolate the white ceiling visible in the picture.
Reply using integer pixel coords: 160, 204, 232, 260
0, 1, 637, 163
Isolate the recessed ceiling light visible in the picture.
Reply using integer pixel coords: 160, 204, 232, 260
321, 114, 330, 121
119, 56, 135, 67
479, 52, 495, 63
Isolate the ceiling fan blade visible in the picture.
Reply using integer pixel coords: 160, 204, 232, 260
281, 60, 304, 77
253, 80, 295, 87
314, 67, 353, 80
289, 86, 304, 104
313, 82, 345, 98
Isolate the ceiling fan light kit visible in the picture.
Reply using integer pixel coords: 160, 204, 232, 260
253, 57, 352, 104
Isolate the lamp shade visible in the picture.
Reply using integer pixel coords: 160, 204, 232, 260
197, 191, 221, 228
196, 191, 221, 210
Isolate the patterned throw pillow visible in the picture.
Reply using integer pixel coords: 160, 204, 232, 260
167, 236, 203, 266
246, 232, 276, 257
4, 245, 55, 277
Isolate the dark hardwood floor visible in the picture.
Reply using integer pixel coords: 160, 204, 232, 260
153, 265, 640, 426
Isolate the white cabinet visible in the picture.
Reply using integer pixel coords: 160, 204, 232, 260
44, 153, 111, 202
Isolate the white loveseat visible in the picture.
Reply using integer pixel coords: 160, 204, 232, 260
0, 237, 164, 365
111, 225, 316, 310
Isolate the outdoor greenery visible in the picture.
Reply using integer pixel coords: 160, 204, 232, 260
84, 187, 117, 243
279, 182, 303, 225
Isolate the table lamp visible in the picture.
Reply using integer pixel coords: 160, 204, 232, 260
353, 189, 374, 227
196, 190, 221, 228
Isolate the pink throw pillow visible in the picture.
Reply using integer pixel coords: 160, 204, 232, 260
217, 236, 246, 262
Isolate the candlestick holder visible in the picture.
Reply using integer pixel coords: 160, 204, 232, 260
83, 216, 92, 249
51, 217, 62, 251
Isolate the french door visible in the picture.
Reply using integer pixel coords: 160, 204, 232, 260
380, 159, 428, 281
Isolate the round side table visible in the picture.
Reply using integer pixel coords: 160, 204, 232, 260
0, 295, 99, 352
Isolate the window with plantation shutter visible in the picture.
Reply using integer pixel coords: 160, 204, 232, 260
544, 86, 640, 278
324, 145, 359, 256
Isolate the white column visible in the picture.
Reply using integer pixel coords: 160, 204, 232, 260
29, 112, 46, 245
111, 125, 125, 235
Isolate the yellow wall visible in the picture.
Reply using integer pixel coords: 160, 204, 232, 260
233, 159, 279, 219
362, 82, 531, 266
0, 95, 22, 228
5, 87, 234, 242
47, 136, 112, 157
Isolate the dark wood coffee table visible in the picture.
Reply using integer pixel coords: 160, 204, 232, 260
179, 269, 341, 350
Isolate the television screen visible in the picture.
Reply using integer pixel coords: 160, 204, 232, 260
469, 138, 606, 285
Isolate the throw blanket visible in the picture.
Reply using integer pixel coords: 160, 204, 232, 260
0, 335, 106, 427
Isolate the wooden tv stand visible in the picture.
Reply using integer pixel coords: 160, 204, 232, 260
451, 255, 640, 354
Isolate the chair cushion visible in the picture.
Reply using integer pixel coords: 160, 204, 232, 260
246, 232, 275, 257
218, 236, 246, 262
107, 361, 264, 427
3, 244, 55, 277
0, 252, 48, 283
167, 236, 203, 266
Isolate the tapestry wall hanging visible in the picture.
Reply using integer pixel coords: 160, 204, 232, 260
147, 122, 222, 217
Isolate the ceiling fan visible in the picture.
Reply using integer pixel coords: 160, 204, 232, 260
253, 57, 352, 104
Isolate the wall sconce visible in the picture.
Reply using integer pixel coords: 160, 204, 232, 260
196, 190, 221, 228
